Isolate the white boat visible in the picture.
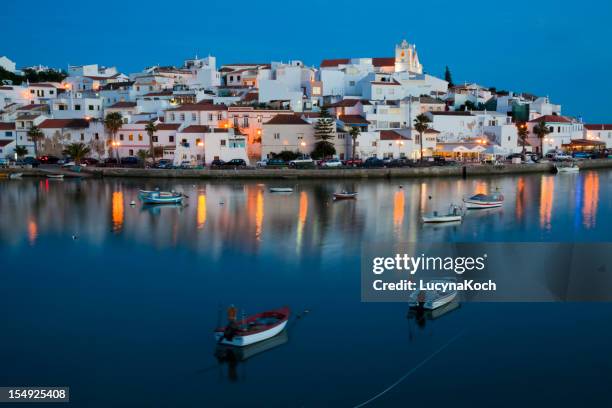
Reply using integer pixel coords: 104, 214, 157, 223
556, 164, 579, 173
269, 187, 293, 193
9, 173, 23, 179
408, 279, 458, 310
463, 191, 504, 209
214, 307, 290, 347
140, 191, 183, 204
422, 204, 463, 223
333, 191, 357, 200
46, 174, 64, 179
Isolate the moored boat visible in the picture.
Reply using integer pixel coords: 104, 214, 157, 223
333, 191, 357, 200
9, 173, 23, 179
140, 191, 183, 204
463, 191, 504, 209
555, 164, 579, 173
422, 204, 463, 223
214, 306, 290, 347
46, 174, 64, 179
408, 279, 458, 310
269, 187, 293, 193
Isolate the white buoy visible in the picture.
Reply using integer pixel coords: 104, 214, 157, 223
130, 201, 136, 206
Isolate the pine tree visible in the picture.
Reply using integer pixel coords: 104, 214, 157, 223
444, 66, 454, 87
314, 107, 335, 141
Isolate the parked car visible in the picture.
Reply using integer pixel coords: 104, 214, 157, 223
0, 158, 9, 167
362, 157, 385, 168
17, 157, 40, 167
256, 159, 268, 167
38, 155, 60, 164
154, 159, 174, 169
572, 151, 594, 159
388, 158, 412, 167
343, 158, 363, 167
225, 159, 247, 168
553, 152, 573, 161
82, 157, 99, 166
320, 158, 343, 168
266, 158, 287, 167
210, 159, 226, 169
103, 157, 119, 166
120, 156, 139, 166
289, 155, 315, 168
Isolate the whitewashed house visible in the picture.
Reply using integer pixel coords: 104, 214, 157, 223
526, 115, 584, 154
584, 124, 612, 148
261, 114, 315, 159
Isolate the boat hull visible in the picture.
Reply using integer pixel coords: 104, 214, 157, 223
409, 289, 458, 310
333, 193, 357, 200
422, 215, 462, 223
557, 167, 579, 173
463, 199, 503, 209
215, 320, 288, 347
141, 196, 183, 204
270, 188, 293, 193
46, 174, 64, 179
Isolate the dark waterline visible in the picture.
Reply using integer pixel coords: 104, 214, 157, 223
0, 171, 611, 407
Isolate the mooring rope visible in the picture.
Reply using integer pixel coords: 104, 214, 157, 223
351, 329, 466, 408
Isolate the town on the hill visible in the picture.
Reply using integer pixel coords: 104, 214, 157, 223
0, 40, 610, 168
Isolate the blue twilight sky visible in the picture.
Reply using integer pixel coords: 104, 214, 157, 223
1, 0, 611, 122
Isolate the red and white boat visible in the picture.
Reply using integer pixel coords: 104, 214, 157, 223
214, 307, 290, 347
463, 192, 504, 209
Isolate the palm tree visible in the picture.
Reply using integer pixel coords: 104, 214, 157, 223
145, 120, 157, 166
349, 126, 360, 160
62, 142, 91, 164
413, 113, 432, 161
533, 121, 551, 157
14, 145, 28, 159
104, 112, 123, 161
516, 122, 529, 155
27, 126, 44, 158
136, 149, 148, 168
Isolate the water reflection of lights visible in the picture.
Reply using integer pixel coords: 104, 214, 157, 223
582, 172, 599, 229
112, 191, 124, 232
296, 191, 308, 251
393, 190, 405, 227
255, 190, 264, 240
539, 176, 554, 229
28, 219, 38, 245
197, 194, 207, 229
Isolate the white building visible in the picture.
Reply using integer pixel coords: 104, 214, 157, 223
38, 118, 106, 158
173, 126, 247, 165
261, 114, 315, 159
0, 56, 17, 73
584, 124, 612, 148
526, 115, 584, 154
0, 122, 16, 158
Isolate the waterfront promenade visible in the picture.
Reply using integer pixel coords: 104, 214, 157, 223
3, 159, 611, 180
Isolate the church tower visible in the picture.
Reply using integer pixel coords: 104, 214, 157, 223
394, 39, 423, 74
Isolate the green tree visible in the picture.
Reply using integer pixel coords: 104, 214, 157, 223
62, 142, 91, 164
444, 66, 454, 87
413, 114, 431, 161
312, 107, 336, 159
14, 145, 28, 159
145, 120, 157, 165
136, 150, 149, 168
104, 112, 123, 161
533, 121, 551, 157
27, 126, 44, 158
516, 122, 529, 155
349, 126, 360, 160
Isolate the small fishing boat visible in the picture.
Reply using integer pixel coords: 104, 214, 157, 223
333, 191, 358, 200
555, 164, 579, 173
140, 191, 183, 204
422, 204, 463, 223
9, 173, 23, 179
46, 174, 64, 179
463, 191, 504, 209
269, 187, 293, 193
214, 307, 290, 347
215, 329, 288, 362
408, 279, 458, 310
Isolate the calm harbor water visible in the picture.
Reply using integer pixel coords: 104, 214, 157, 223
1, 170, 611, 407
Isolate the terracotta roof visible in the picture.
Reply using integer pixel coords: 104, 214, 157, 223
529, 115, 571, 123
39, 118, 90, 129
243, 92, 259, 102
320, 58, 350, 68
108, 101, 137, 109
155, 123, 181, 131
143, 90, 173, 97
429, 111, 473, 116
167, 103, 228, 112
380, 130, 411, 140
29, 83, 57, 88
302, 112, 321, 118
562, 138, 605, 146
17, 104, 47, 111
371, 79, 401, 86
180, 125, 210, 133
0, 122, 15, 130
584, 124, 612, 131
327, 99, 363, 108
338, 115, 370, 125
0, 140, 13, 147
264, 114, 309, 125
372, 57, 395, 67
